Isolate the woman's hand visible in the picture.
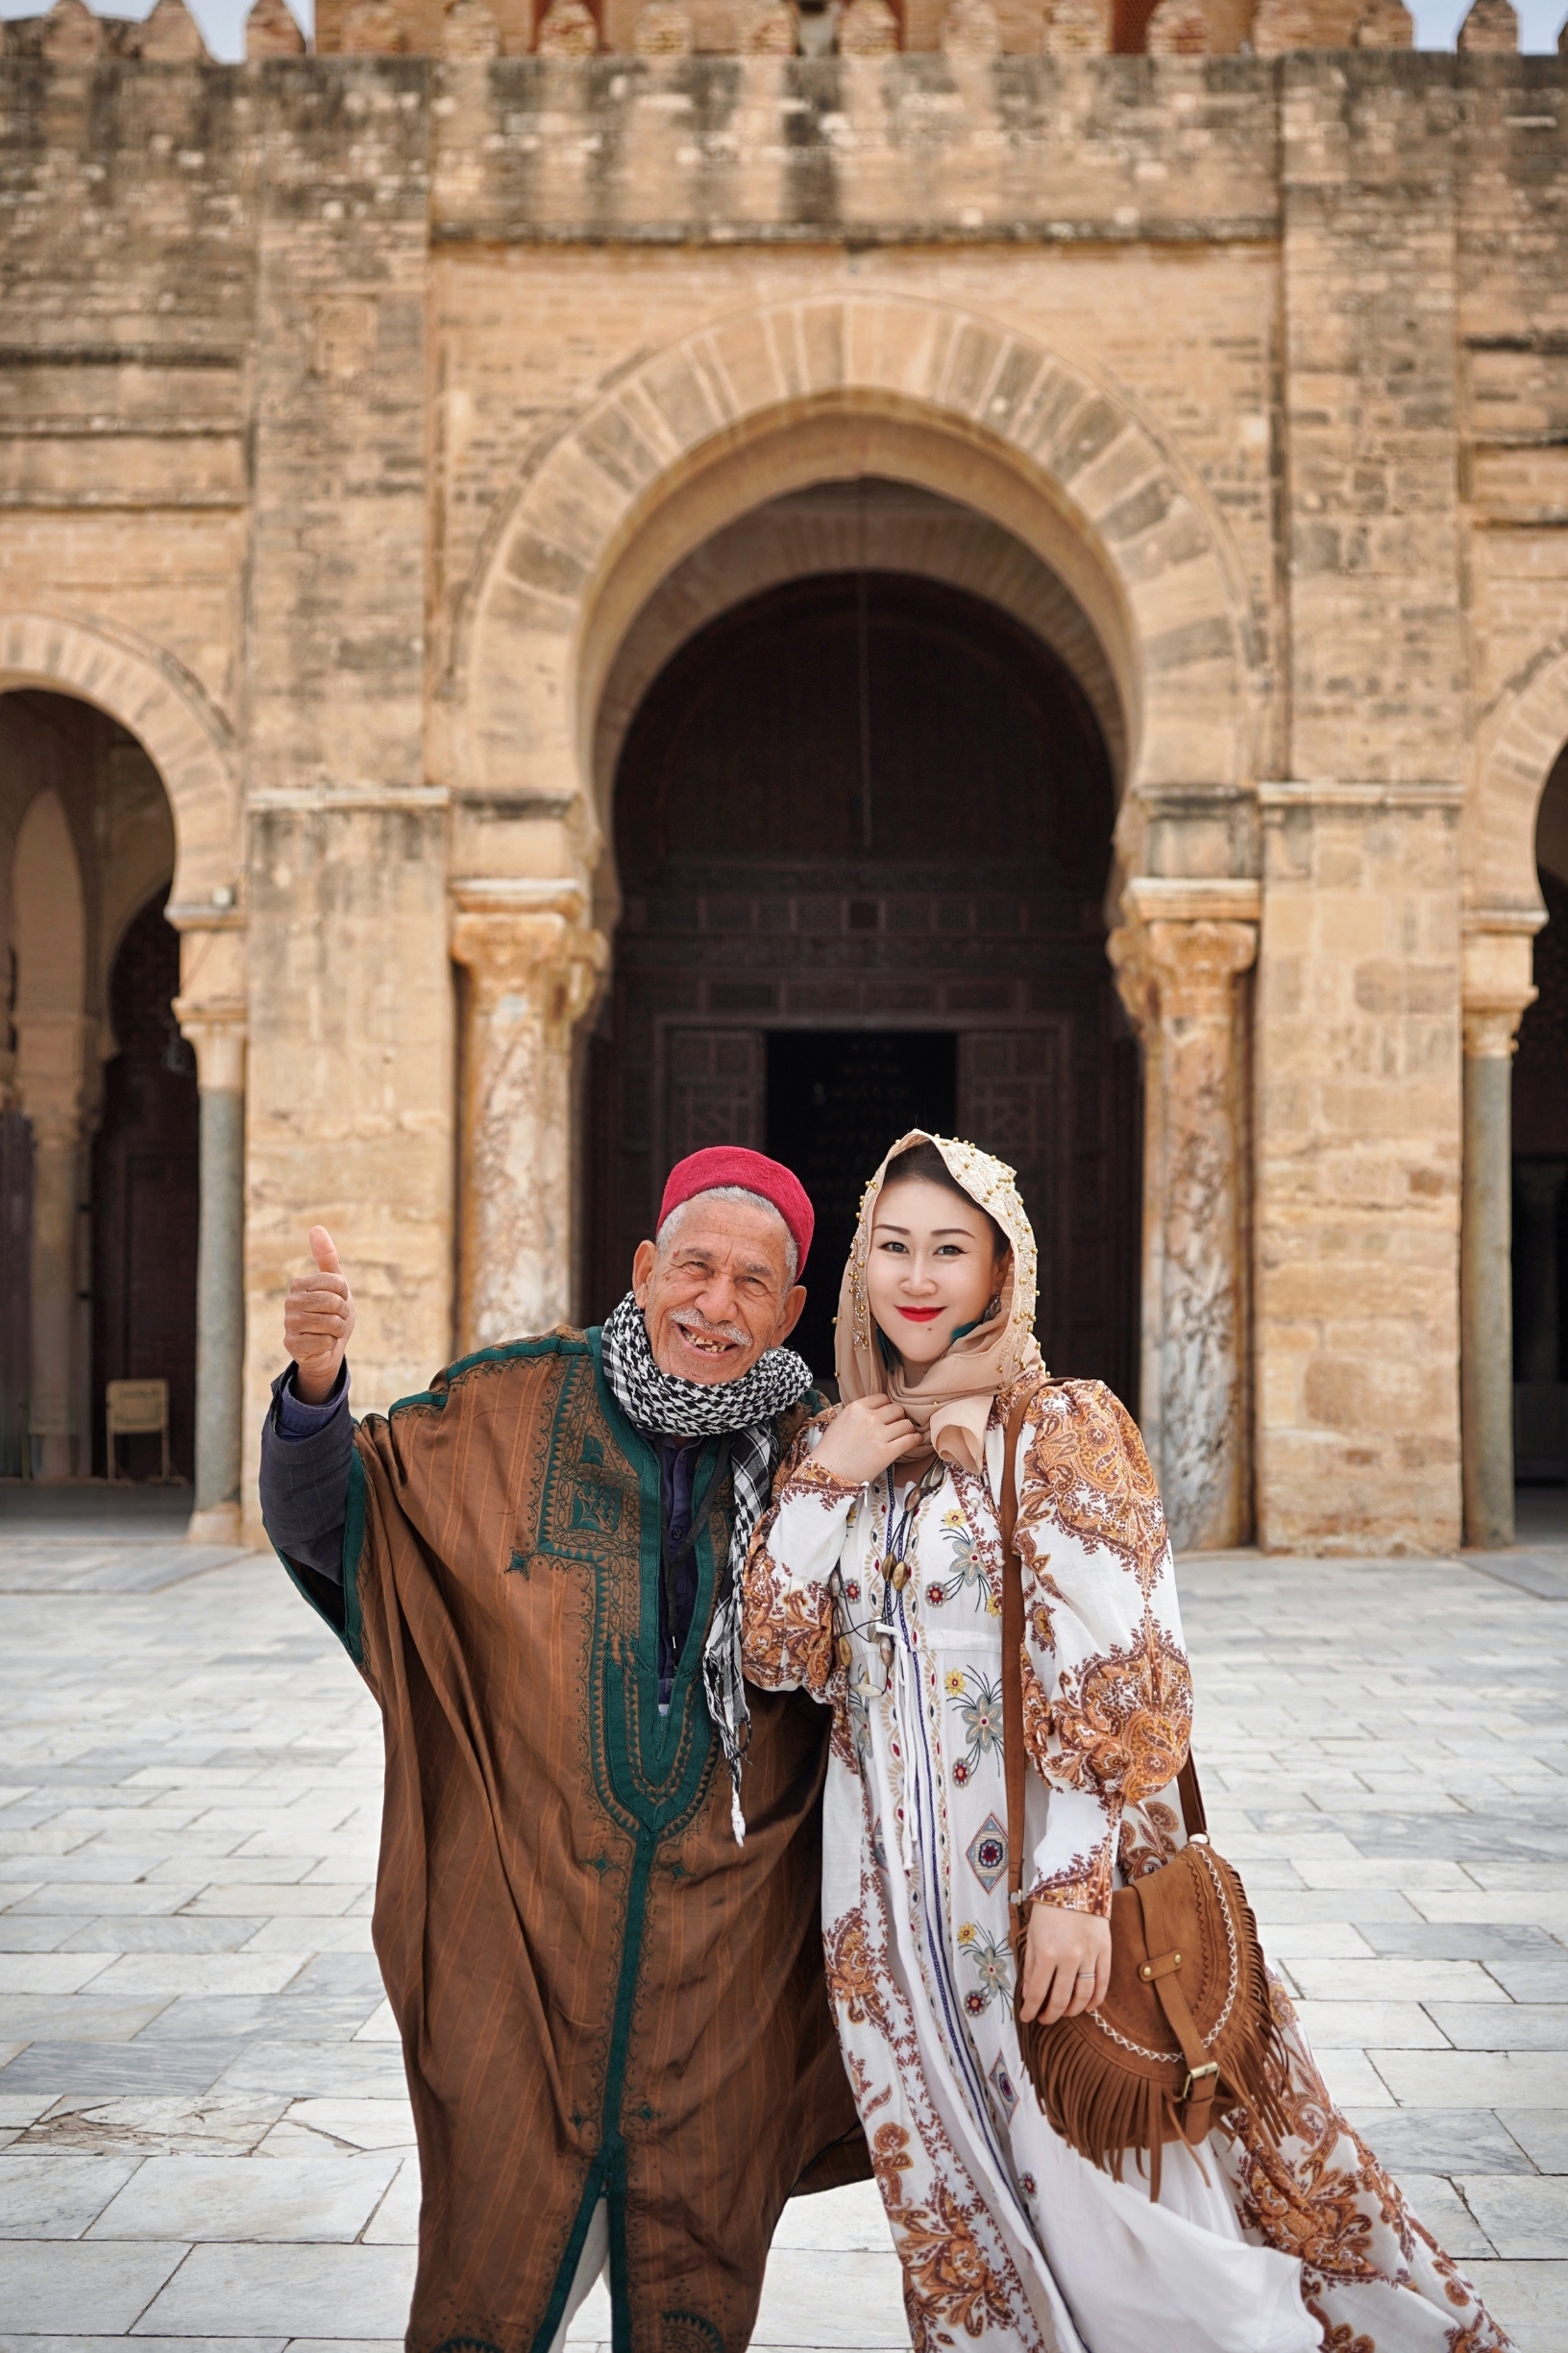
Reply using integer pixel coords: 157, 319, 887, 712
1019, 1903, 1112, 2025
811, 1394, 924, 1486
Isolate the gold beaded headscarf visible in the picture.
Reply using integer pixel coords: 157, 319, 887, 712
834, 1130, 1043, 1476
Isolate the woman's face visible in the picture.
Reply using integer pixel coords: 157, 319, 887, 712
866, 1177, 1007, 1370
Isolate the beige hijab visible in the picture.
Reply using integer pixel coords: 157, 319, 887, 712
834, 1130, 1044, 1477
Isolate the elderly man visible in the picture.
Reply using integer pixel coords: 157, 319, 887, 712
258, 1148, 866, 2353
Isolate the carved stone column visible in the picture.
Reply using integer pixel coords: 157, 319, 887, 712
173, 916, 248, 1544
1110, 880, 1260, 1552
23, 1101, 84, 1483
451, 880, 607, 1351
1459, 919, 1539, 1549
14, 1027, 86, 1483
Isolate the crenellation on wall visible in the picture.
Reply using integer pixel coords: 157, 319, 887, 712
428, 56, 1282, 245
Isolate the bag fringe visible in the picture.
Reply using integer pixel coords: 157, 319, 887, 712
1019, 1854, 1293, 2200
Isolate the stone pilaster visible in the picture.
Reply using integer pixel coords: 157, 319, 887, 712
451, 880, 607, 1351
1458, 918, 1539, 1550
173, 917, 248, 1544
14, 1019, 87, 1484
1110, 879, 1259, 1554
24, 1105, 84, 1483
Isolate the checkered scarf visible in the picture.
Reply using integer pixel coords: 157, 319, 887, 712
599, 1290, 814, 1842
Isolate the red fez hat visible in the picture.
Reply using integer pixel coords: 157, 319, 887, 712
658, 1148, 814, 1278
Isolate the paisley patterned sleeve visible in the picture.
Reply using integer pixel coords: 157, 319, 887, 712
1010, 1378, 1193, 1916
740, 1408, 862, 1700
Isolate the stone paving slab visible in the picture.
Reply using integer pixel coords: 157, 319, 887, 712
0, 1532, 1564, 2348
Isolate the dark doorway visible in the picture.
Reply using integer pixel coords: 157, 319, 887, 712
0, 1111, 31, 1478
767, 1030, 958, 1381
90, 891, 199, 1481
586, 557, 1140, 1405
1514, 824, 1568, 1485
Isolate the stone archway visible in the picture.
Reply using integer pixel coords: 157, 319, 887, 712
0, 612, 246, 1535
1458, 643, 1568, 1543
453, 293, 1259, 852
0, 609, 239, 913
448, 299, 1262, 1543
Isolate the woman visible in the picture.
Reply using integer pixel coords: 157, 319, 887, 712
742, 1131, 1507, 2353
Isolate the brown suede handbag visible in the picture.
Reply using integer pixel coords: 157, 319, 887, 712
997, 1393, 1289, 2199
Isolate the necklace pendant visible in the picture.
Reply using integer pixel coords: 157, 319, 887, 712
836, 1634, 854, 1668
887, 1558, 910, 1592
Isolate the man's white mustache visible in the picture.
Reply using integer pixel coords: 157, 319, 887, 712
672, 1311, 749, 1349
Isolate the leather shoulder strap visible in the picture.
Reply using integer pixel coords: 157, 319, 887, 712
1177, 1754, 1208, 1840
998, 1389, 1032, 1924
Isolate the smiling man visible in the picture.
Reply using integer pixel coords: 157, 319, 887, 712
257, 1148, 866, 2353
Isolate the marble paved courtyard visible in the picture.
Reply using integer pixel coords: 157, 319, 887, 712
1, 1497, 1566, 2351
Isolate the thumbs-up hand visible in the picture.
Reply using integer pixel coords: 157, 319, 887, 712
284, 1225, 356, 1405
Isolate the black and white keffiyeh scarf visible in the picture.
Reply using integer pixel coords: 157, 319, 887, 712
599, 1289, 813, 1842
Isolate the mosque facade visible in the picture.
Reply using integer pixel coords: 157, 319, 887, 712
0, 0, 1565, 1556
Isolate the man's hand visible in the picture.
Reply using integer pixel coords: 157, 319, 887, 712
283, 1227, 355, 1406
810, 1394, 924, 1486
1019, 1903, 1112, 2026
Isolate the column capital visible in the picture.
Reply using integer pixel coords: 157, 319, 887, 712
450, 879, 607, 1034
174, 1005, 248, 1091
1461, 921, 1537, 1061
1462, 1004, 1531, 1060
173, 919, 248, 1091
1113, 882, 1260, 1028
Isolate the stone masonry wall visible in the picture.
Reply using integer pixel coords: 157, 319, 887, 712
0, 52, 1563, 1542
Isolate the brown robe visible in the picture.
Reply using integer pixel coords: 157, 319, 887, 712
294, 1326, 866, 2353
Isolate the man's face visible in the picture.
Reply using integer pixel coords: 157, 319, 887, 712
632, 1195, 807, 1386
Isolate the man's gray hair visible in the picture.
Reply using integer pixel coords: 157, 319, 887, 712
655, 1185, 799, 1286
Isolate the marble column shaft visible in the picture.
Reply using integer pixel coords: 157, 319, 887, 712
1113, 896, 1258, 1553
175, 923, 248, 1543
27, 1106, 81, 1481
1460, 1002, 1528, 1550
451, 883, 606, 1351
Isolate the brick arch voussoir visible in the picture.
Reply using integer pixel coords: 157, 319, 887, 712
1474, 637, 1568, 916
0, 610, 238, 914
466, 295, 1254, 821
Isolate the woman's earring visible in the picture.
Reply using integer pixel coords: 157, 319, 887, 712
984, 1293, 1001, 1322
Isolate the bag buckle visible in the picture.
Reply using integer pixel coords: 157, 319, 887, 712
1181, 2061, 1219, 2102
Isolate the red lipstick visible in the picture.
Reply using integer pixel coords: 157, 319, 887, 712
896, 1308, 943, 1323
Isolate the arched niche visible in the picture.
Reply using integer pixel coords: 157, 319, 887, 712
584, 562, 1139, 1394
591, 476, 1127, 933
0, 610, 239, 916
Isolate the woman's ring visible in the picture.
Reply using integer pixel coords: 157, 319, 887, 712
1074, 1969, 1094, 1979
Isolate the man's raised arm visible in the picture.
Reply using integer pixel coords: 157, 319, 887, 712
259, 1227, 358, 1587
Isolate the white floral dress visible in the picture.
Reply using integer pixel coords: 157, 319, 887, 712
742, 1372, 1509, 2353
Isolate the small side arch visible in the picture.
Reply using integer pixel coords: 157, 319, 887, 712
0, 609, 240, 913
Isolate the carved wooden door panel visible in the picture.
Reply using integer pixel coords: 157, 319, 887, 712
957, 1017, 1139, 1397
663, 1027, 766, 1163
958, 1025, 1067, 1364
